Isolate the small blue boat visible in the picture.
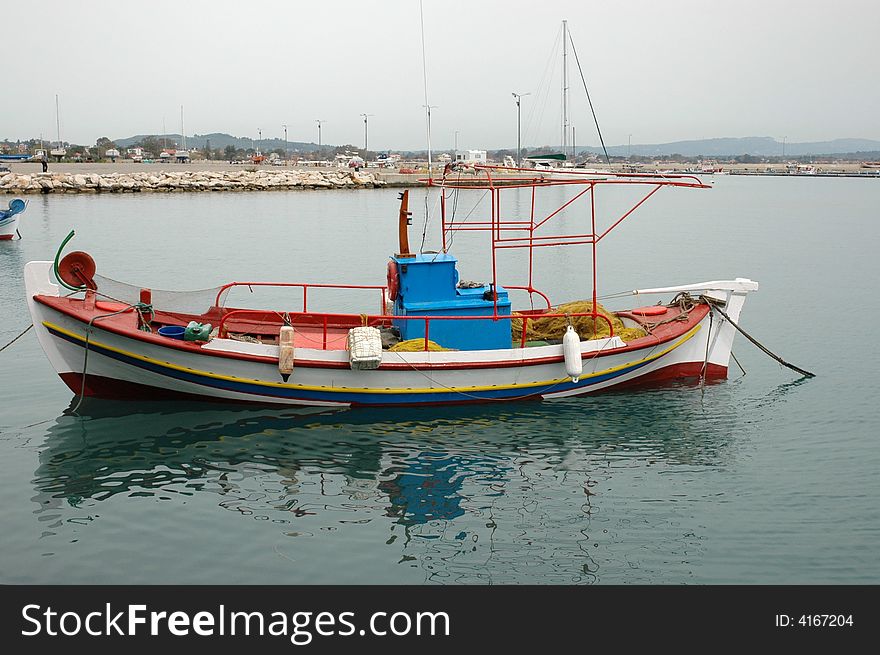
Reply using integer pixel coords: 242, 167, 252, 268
0, 198, 27, 240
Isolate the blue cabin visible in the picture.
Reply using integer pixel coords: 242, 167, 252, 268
390, 253, 511, 350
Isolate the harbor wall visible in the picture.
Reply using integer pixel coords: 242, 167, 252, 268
0, 169, 400, 194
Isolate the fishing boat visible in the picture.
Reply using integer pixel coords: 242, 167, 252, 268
0, 198, 26, 240
24, 167, 760, 407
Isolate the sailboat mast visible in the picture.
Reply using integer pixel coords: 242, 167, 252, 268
562, 19, 569, 160
55, 94, 61, 147
180, 105, 186, 151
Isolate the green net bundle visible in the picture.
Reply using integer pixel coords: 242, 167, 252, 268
512, 300, 647, 343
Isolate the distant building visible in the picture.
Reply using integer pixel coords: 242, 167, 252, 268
454, 149, 487, 164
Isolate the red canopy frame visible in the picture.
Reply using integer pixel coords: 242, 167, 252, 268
426, 165, 709, 320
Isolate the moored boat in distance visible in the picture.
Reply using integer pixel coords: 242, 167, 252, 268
0, 198, 27, 240
25, 166, 758, 407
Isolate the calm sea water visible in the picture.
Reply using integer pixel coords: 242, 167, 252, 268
1, 176, 878, 584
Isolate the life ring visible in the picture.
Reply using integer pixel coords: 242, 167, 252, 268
386, 260, 399, 300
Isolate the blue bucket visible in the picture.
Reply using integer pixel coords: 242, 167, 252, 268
157, 325, 186, 340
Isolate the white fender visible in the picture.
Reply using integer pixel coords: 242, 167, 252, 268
278, 325, 295, 381
562, 325, 583, 382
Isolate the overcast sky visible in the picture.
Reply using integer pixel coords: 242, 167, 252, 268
4, 0, 878, 150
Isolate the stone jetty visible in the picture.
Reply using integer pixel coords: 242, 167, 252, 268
0, 169, 385, 194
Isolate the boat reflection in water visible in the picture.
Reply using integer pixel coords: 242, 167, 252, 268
32, 384, 742, 583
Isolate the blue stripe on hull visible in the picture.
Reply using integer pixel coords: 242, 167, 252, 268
47, 325, 658, 405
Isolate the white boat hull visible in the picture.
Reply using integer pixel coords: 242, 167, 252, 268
0, 214, 19, 240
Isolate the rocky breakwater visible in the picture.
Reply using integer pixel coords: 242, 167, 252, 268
0, 169, 385, 194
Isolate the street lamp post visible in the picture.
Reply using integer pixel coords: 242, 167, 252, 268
316, 120, 325, 149
512, 92, 530, 167
454, 130, 459, 153
257, 128, 262, 154
282, 124, 288, 159
782, 136, 787, 159
628, 134, 632, 159
360, 113, 374, 153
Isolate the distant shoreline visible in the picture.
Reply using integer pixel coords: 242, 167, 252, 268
2, 161, 878, 195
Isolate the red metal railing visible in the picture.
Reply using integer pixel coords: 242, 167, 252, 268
214, 282, 387, 313
216, 308, 614, 352
504, 285, 552, 311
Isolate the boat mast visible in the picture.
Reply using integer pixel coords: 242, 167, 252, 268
55, 94, 61, 148
180, 105, 186, 152
562, 19, 569, 160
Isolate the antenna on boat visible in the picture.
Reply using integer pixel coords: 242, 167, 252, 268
418, 0, 436, 253
419, 0, 433, 181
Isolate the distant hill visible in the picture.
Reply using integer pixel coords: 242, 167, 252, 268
111, 132, 880, 157
578, 137, 880, 158
114, 132, 321, 152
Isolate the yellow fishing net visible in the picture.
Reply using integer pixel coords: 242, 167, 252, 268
388, 301, 646, 352
388, 338, 452, 352
512, 300, 646, 343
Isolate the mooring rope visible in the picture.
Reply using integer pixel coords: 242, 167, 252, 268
703, 296, 815, 378
0, 324, 33, 352
69, 303, 145, 415
642, 292, 698, 333
699, 308, 714, 386
730, 350, 746, 377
